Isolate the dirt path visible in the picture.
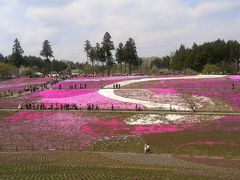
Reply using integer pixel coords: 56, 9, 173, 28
1, 108, 240, 116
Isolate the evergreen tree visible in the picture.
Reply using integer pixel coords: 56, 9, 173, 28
101, 32, 115, 75
10, 38, 24, 68
40, 40, 54, 61
115, 42, 125, 75
84, 40, 92, 62
124, 38, 139, 74
89, 47, 96, 75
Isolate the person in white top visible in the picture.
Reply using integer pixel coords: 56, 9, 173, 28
144, 144, 147, 154
146, 144, 150, 154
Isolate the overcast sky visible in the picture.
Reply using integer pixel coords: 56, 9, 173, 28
0, 0, 240, 62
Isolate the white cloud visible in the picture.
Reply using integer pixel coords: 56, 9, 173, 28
0, 0, 240, 61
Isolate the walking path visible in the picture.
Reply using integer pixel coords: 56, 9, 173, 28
99, 75, 226, 111
1, 108, 240, 116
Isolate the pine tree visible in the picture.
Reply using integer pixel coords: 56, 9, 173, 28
10, 38, 24, 68
124, 38, 139, 74
84, 40, 92, 62
40, 40, 54, 61
101, 32, 115, 75
116, 42, 125, 75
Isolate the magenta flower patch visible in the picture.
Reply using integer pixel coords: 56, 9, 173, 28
28, 89, 95, 99
31, 91, 141, 110
52, 76, 146, 89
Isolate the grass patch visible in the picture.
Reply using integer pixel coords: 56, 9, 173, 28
175, 144, 240, 158
0, 110, 15, 117
93, 136, 144, 153
142, 130, 240, 158
0, 151, 213, 179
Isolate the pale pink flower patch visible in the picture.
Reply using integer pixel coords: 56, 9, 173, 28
0, 77, 52, 91
132, 123, 194, 135
81, 119, 194, 136
229, 75, 240, 81
7, 111, 53, 122
151, 89, 177, 94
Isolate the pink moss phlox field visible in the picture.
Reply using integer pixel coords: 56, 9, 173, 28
81, 119, 131, 136
132, 123, 194, 135
7, 111, 53, 122
32, 91, 142, 110
151, 89, 177, 94
146, 77, 240, 89
81, 119, 194, 136
52, 76, 146, 89
156, 78, 240, 110
2, 111, 99, 149
229, 75, 240, 81
0, 77, 53, 91
28, 89, 95, 99
179, 89, 240, 110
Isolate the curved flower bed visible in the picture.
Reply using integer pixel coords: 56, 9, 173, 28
114, 89, 188, 109
27, 90, 143, 110
178, 89, 240, 110
52, 76, 146, 89
105, 76, 238, 110
141, 77, 237, 90
28, 89, 95, 99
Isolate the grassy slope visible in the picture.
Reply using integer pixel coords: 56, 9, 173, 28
0, 151, 226, 179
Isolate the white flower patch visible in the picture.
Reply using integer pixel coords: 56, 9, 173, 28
165, 114, 185, 121
124, 114, 223, 125
124, 114, 185, 125
192, 95, 215, 107
124, 114, 165, 125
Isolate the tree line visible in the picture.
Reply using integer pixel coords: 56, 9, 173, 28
1, 36, 240, 77
0, 32, 141, 77
84, 32, 141, 76
0, 39, 83, 77
151, 39, 240, 74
